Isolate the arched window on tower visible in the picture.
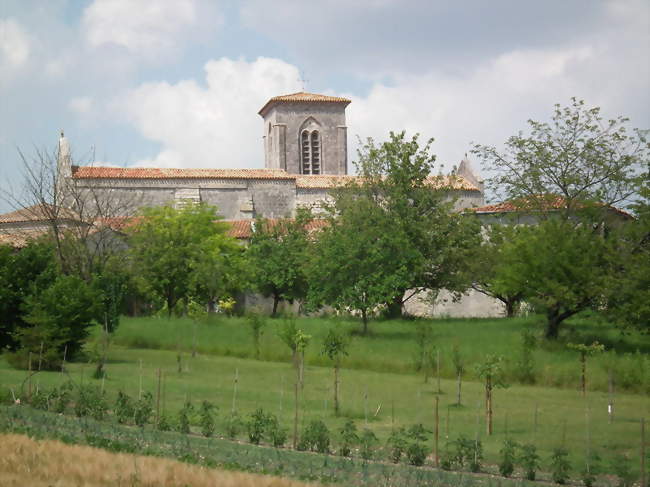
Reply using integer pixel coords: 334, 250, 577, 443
301, 129, 322, 175
310, 131, 320, 174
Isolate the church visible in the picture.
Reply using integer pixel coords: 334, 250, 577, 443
1, 91, 503, 316
64, 91, 485, 222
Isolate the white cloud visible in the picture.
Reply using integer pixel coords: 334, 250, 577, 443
82, 0, 219, 60
68, 96, 94, 115
117, 57, 301, 168
0, 18, 30, 69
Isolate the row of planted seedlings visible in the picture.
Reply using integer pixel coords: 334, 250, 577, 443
12, 378, 644, 487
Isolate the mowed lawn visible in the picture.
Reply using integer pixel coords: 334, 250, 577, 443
111, 314, 650, 393
1, 343, 647, 473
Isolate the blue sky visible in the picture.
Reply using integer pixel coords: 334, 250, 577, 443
1, 0, 648, 211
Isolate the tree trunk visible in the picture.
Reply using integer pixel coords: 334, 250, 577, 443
361, 309, 368, 335
505, 299, 516, 318
334, 362, 340, 416
581, 352, 586, 397
385, 294, 403, 319
486, 376, 493, 435
456, 371, 462, 406
545, 308, 562, 339
167, 294, 174, 318
272, 295, 280, 317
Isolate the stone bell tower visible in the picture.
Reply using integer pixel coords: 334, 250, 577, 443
258, 92, 351, 175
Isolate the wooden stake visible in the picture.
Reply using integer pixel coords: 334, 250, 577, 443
446, 404, 450, 441
608, 368, 614, 424
434, 395, 439, 468
61, 345, 67, 374
38, 342, 43, 372
364, 387, 368, 426
27, 352, 32, 402
641, 418, 646, 487
155, 368, 162, 426
231, 368, 239, 414
436, 349, 441, 394
138, 359, 143, 399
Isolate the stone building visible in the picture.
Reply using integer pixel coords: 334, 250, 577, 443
1, 91, 497, 316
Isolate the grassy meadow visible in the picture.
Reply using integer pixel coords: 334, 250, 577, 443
111, 314, 650, 394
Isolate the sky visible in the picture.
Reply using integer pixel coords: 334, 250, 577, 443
1, 0, 648, 212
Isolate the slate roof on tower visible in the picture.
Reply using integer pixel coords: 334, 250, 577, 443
258, 91, 351, 116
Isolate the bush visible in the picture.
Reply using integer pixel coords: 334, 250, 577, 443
386, 427, 407, 463
338, 419, 359, 457
74, 385, 107, 421
404, 424, 430, 467
224, 411, 243, 440
299, 419, 330, 453
550, 447, 571, 484
114, 391, 134, 424
519, 443, 540, 481
515, 328, 536, 384
134, 392, 153, 427
199, 400, 217, 437
499, 438, 517, 477
611, 454, 635, 487
581, 451, 601, 487
157, 414, 171, 431
359, 429, 378, 460
247, 408, 270, 445
177, 401, 193, 434
266, 414, 287, 447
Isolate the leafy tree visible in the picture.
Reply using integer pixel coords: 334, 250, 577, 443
338, 419, 359, 457
451, 344, 464, 406
473, 98, 647, 217
341, 131, 481, 317
495, 219, 612, 339
246, 210, 311, 316
128, 203, 238, 316
0, 240, 57, 350
567, 342, 605, 396
468, 224, 525, 318
308, 197, 409, 334
9, 274, 100, 369
245, 312, 266, 360
321, 326, 349, 416
475, 354, 508, 435
604, 177, 650, 331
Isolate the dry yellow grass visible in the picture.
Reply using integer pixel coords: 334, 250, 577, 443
0, 433, 323, 487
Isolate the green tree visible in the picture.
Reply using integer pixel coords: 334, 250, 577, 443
246, 211, 311, 316
496, 219, 612, 339
128, 203, 237, 316
0, 239, 57, 350
475, 354, 508, 436
468, 224, 525, 318
473, 98, 647, 216
321, 326, 349, 416
10, 274, 101, 369
350, 131, 481, 317
308, 197, 409, 333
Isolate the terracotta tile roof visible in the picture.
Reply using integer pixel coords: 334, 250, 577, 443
224, 218, 329, 239
258, 91, 351, 116
0, 228, 49, 248
0, 204, 80, 224
469, 196, 633, 218
72, 166, 295, 180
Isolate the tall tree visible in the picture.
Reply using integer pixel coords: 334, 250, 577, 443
246, 210, 311, 316
128, 203, 238, 315
353, 132, 481, 316
473, 98, 647, 219
321, 326, 350, 416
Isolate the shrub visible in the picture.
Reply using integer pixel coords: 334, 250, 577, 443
74, 385, 107, 421
224, 411, 243, 440
266, 414, 287, 447
515, 328, 537, 384
404, 424, 430, 467
611, 453, 635, 487
199, 400, 217, 437
157, 414, 171, 431
177, 401, 193, 434
359, 429, 378, 460
581, 451, 601, 487
247, 408, 270, 445
51, 382, 73, 414
133, 392, 153, 427
386, 427, 407, 463
299, 419, 330, 454
550, 447, 571, 484
114, 391, 134, 424
519, 443, 540, 481
499, 438, 517, 477
338, 419, 359, 457
30, 388, 50, 411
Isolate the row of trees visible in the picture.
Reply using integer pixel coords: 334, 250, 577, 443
1, 98, 647, 369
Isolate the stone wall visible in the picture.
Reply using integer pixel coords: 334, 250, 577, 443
403, 288, 505, 318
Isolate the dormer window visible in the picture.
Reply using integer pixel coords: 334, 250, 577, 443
301, 129, 321, 175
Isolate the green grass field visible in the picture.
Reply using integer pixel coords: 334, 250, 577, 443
111, 314, 650, 394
